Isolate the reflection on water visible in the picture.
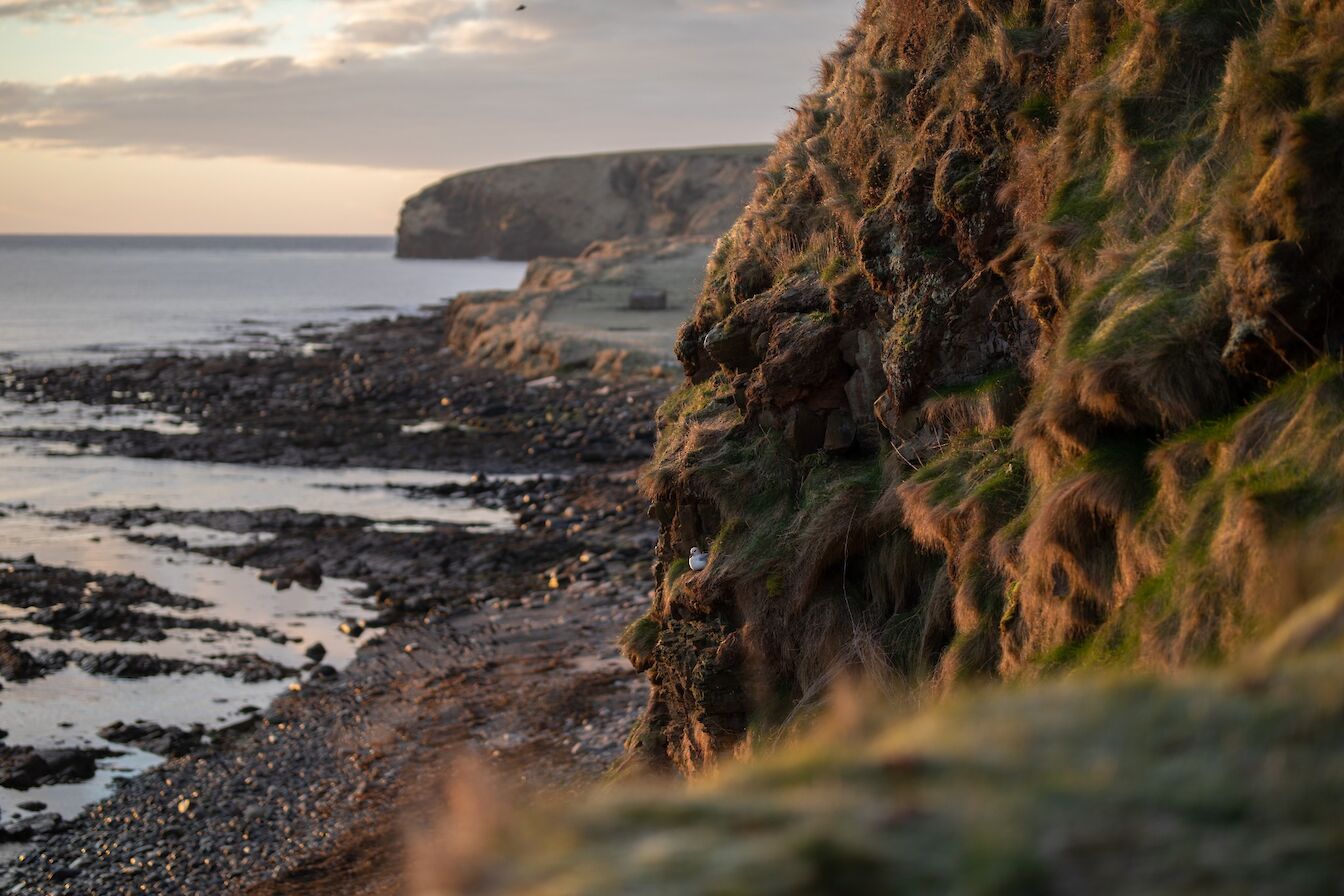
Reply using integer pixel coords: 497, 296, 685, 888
0, 439, 517, 527
0, 397, 201, 436
0, 435, 520, 821
0, 514, 366, 667
0, 736, 162, 823
128, 522, 274, 549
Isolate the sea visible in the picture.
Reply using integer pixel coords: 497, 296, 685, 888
0, 235, 526, 366
0, 236, 527, 827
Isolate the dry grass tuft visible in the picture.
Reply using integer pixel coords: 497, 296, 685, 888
414, 579, 1344, 894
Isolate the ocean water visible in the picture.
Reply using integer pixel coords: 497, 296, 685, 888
0, 235, 530, 823
0, 235, 527, 367
0, 435, 523, 821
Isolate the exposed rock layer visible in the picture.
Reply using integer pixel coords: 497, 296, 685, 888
396, 147, 769, 260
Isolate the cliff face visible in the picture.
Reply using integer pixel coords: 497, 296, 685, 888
628, 0, 1344, 773
396, 147, 769, 260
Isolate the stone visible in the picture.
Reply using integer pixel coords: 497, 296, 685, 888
0, 644, 33, 682
824, 409, 858, 452
784, 406, 827, 455
702, 321, 757, 372
27, 813, 61, 836
628, 288, 668, 311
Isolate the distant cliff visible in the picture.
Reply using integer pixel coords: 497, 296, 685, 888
395, 147, 769, 260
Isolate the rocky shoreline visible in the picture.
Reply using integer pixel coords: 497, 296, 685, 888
2, 308, 664, 472
0, 305, 667, 894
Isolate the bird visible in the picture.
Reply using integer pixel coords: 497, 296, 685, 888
689, 547, 708, 572
515, 3, 526, 9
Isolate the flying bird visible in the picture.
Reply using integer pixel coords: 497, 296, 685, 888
516, 3, 526, 9
689, 547, 709, 572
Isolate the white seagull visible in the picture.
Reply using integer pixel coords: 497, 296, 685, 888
689, 547, 709, 571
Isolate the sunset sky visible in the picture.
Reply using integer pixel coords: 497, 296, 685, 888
0, 0, 858, 234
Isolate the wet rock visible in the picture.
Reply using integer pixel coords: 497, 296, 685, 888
98, 722, 204, 758
209, 653, 296, 683
37, 749, 101, 784
304, 642, 327, 663
0, 564, 207, 613
260, 558, 323, 591
0, 745, 116, 790
76, 652, 199, 679
0, 748, 48, 790
1, 812, 65, 843
0, 559, 285, 645
0, 641, 55, 682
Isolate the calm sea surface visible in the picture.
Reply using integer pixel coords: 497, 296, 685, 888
0, 235, 527, 367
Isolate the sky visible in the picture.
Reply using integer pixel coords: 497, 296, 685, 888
0, 0, 860, 234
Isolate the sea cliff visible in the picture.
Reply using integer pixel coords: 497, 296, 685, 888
632, 0, 1344, 773
396, 147, 768, 260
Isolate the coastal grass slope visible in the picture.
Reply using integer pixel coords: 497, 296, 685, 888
633, 0, 1344, 771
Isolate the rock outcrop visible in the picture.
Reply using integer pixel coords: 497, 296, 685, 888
396, 147, 769, 260
443, 237, 714, 378
626, 0, 1344, 773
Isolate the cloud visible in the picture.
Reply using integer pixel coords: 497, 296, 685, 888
336, 15, 434, 48
0, 0, 860, 172
324, 0, 550, 56
178, 0, 258, 17
0, 0, 178, 20
0, 0, 257, 20
0, 0, 256, 20
152, 22, 274, 47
